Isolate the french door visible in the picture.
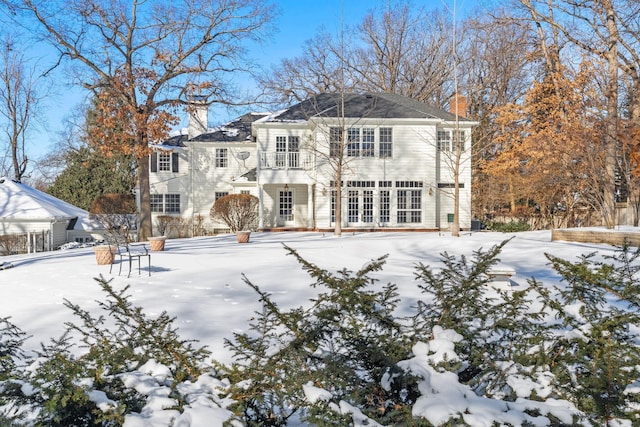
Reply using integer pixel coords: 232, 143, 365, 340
347, 189, 374, 226
279, 189, 294, 226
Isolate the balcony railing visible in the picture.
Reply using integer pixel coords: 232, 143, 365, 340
260, 152, 313, 170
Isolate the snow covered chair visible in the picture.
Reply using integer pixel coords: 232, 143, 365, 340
109, 242, 151, 277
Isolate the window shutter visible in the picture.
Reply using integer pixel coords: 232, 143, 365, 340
151, 152, 158, 172
172, 152, 179, 172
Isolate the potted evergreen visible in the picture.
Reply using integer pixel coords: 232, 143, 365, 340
210, 194, 259, 243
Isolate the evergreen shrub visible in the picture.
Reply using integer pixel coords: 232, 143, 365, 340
485, 220, 531, 232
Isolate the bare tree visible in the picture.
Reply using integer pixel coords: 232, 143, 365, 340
350, 4, 454, 106
258, 32, 347, 106
3, 0, 275, 239
260, 2, 455, 110
0, 35, 43, 181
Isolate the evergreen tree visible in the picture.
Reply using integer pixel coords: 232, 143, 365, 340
0, 317, 29, 425
544, 246, 640, 424
47, 145, 135, 211
411, 239, 549, 401
2, 277, 212, 426
225, 245, 418, 426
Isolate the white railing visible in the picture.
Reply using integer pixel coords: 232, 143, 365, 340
260, 152, 313, 169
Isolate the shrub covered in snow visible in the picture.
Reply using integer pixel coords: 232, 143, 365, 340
1, 243, 640, 426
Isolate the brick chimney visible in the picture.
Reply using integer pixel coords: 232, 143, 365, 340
449, 93, 467, 119
187, 96, 208, 139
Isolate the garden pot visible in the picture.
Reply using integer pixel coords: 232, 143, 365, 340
236, 231, 251, 243
148, 236, 167, 251
94, 245, 116, 265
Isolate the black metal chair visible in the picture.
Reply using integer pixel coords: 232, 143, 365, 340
109, 242, 151, 277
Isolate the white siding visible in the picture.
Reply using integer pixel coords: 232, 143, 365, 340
152, 103, 476, 233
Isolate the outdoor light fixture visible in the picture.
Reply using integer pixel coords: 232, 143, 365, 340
284, 183, 289, 191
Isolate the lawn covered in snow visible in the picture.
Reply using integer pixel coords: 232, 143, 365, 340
0, 230, 635, 426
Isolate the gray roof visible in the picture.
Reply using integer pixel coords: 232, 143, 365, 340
157, 112, 269, 148
190, 112, 268, 143
265, 93, 468, 122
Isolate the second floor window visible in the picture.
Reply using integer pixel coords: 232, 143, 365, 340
151, 151, 179, 173
158, 153, 171, 171
216, 148, 228, 167
347, 128, 360, 157
362, 128, 374, 157
329, 126, 394, 159
379, 127, 392, 158
438, 130, 466, 152
330, 127, 342, 158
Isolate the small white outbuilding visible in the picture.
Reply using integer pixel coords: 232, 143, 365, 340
0, 177, 101, 250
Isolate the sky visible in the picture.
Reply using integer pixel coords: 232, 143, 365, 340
17, 0, 482, 163
0, 228, 623, 425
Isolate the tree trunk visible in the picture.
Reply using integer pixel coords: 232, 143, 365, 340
334, 164, 342, 236
603, 0, 619, 229
138, 155, 152, 241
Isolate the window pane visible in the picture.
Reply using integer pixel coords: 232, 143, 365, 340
363, 190, 373, 222
397, 188, 422, 223
380, 190, 390, 223
348, 190, 359, 222
215, 148, 228, 167
330, 127, 341, 158
158, 153, 171, 171
379, 128, 392, 158
347, 128, 360, 157
165, 194, 181, 213
151, 194, 163, 213
362, 128, 374, 142
437, 130, 451, 151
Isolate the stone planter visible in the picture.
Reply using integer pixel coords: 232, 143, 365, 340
148, 236, 167, 251
236, 231, 251, 243
94, 245, 116, 265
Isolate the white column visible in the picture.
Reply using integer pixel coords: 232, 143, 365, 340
258, 185, 265, 229
307, 183, 314, 229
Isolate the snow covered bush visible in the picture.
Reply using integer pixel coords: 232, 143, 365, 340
3, 242, 640, 426
0, 277, 226, 426
543, 246, 640, 424
224, 246, 417, 426
0, 317, 29, 424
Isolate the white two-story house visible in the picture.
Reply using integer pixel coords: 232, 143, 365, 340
149, 92, 476, 235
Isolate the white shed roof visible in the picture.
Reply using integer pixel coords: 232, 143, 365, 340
0, 177, 99, 231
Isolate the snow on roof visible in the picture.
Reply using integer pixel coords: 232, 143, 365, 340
0, 178, 100, 230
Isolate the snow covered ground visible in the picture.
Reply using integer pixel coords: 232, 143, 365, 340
0, 229, 628, 426
0, 229, 597, 363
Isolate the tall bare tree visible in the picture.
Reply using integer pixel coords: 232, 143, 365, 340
3, 0, 275, 239
259, 2, 454, 109
0, 35, 43, 181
